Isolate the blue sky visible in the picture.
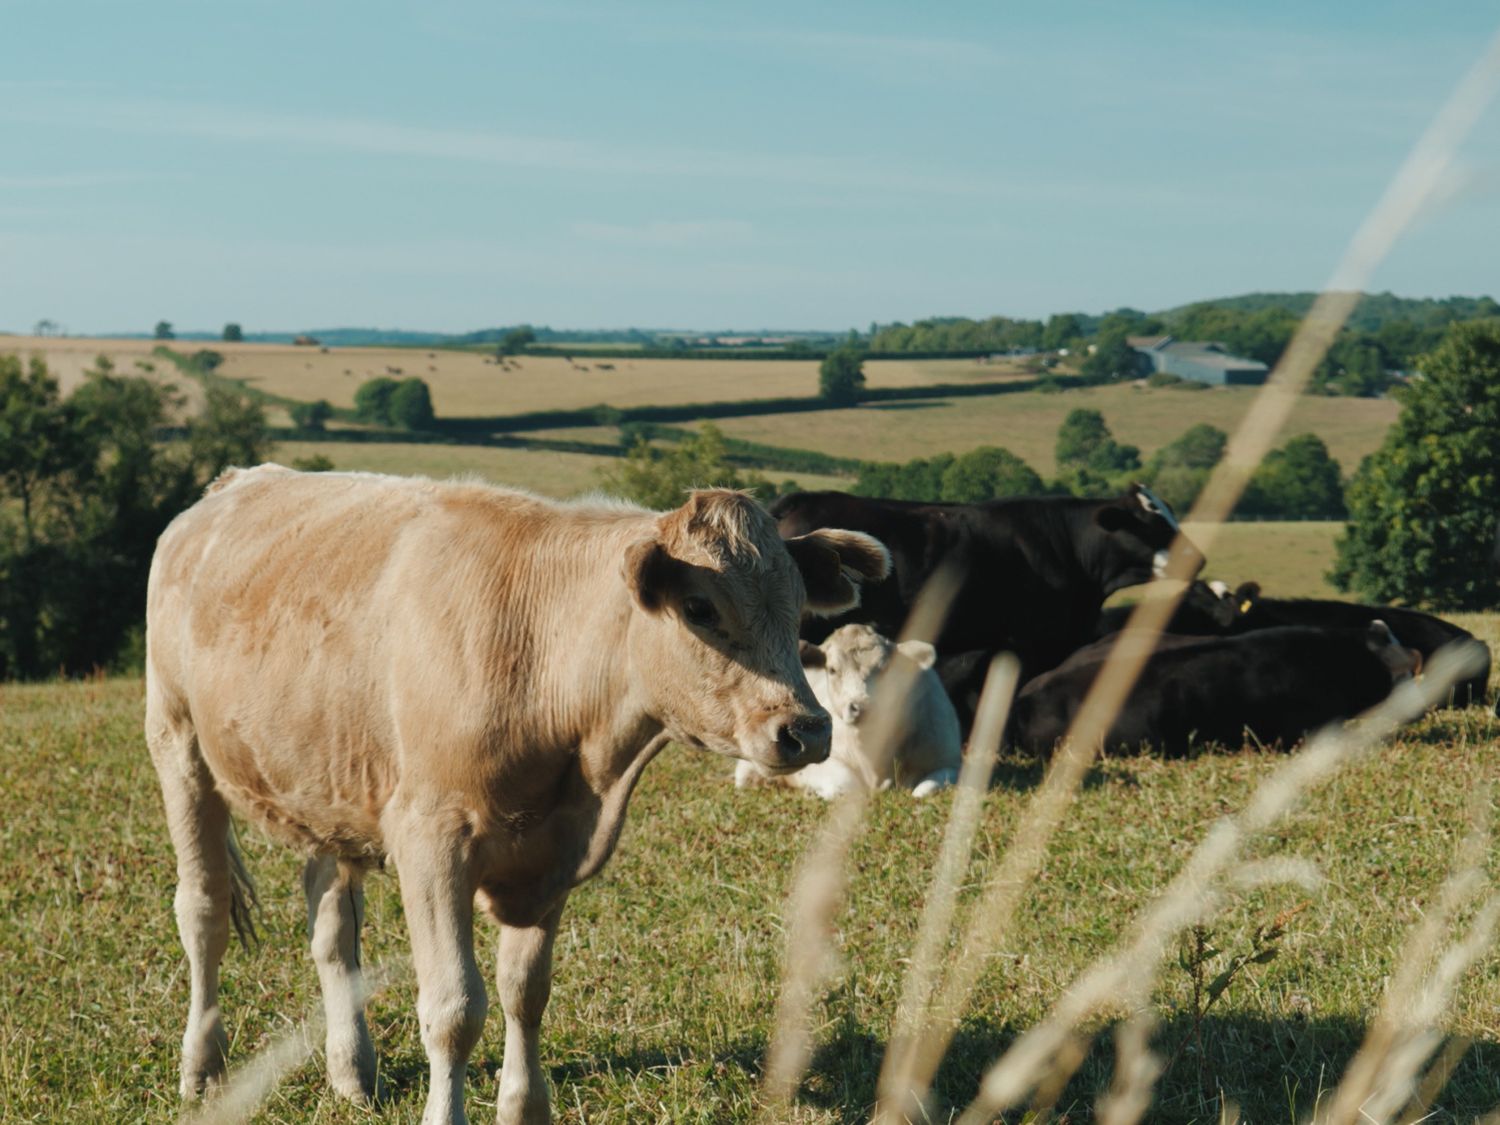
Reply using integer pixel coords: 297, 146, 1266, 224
2, 1, 1497, 334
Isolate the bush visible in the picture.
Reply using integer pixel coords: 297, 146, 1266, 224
940, 447, 1043, 502
291, 454, 336, 472
597, 425, 777, 509
1146, 371, 1184, 387
1331, 320, 1500, 608
387, 378, 435, 429
290, 399, 333, 431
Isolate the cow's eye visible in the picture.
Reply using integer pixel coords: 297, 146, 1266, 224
682, 596, 718, 628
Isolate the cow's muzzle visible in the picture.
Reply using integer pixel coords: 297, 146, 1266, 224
774, 713, 832, 768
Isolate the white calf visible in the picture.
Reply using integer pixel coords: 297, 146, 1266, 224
736, 624, 963, 799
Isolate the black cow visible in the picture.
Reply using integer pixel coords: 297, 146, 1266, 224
770, 485, 1205, 684
1010, 623, 1422, 758
1227, 584, 1491, 708
1090, 579, 1238, 640
1093, 580, 1490, 709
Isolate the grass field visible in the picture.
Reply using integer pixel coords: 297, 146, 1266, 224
205, 346, 1032, 419
691, 383, 1400, 478
4, 628, 1498, 1123
2, 335, 208, 420
268, 441, 854, 499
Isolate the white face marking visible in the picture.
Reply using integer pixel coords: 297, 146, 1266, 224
1152, 549, 1171, 578
1208, 580, 1230, 598
1136, 485, 1181, 532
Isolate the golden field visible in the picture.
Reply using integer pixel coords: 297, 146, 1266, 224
206, 346, 1031, 418
691, 382, 1400, 477
0, 334, 208, 419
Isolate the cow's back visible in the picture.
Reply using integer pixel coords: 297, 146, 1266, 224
146, 466, 615, 855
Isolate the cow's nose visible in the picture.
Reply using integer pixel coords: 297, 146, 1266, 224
845, 700, 863, 722
776, 713, 831, 766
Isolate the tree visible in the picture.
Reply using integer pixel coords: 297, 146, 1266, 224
354, 377, 399, 424
387, 378, 436, 429
1331, 320, 1500, 609
939, 447, 1042, 502
1241, 434, 1345, 519
819, 347, 866, 405
290, 399, 334, 431
1081, 329, 1143, 382
498, 326, 536, 356
598, 425, 774, 509
222, 323, 244, 342
1141, 423, 1228, 511
1042, 313, 1084, 352
154, 320, 175, 340
1054, 409, 1140, 495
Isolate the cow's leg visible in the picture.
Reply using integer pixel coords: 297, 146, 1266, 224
391, 820, 487, 1125
303, 854, 377, 1101
150, 723, 234, 1100
494, 895, 567, 1125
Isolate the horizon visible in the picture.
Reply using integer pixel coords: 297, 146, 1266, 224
5, 2, 1498, 334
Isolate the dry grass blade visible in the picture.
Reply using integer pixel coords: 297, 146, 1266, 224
760, 563, 964, 1108
875, 654, 1021, 1122
182, 957, 403, 1125
951, 646, 1485, 1125
884, 24, 1500, 1105
1094, 1011, 1164, 1125
1318, 788, 1500, 1125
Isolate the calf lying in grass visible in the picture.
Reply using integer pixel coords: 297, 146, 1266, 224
737, 624, 963, 798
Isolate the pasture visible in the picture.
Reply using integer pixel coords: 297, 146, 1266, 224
207, 346, 1033, 419
267, 440, 853, 500
688, 383, 1400, 478
1, 334, 208, 420
3, 634, 1498, 1123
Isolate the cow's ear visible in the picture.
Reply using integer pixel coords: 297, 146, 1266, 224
897, 639, 937, 670
1095, 503, 1133, 533
1235, 581, 1261, 614
623, 538, 683, 614
799, 640, 826, 668
785, 529, 892, 616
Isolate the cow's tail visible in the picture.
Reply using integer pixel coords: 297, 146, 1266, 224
226, 821, 262, 952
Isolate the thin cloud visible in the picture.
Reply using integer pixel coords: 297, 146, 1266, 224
0, 172, 146, 189
643, 26, 1008, 70
5, 96, 991, 198
570, 219, 754, 247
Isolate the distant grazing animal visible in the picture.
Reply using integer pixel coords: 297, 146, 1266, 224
736, 625, 963, 798
771, 485, 1205, 720
145, 466, 888, 1125
1011, 623, 1422, 757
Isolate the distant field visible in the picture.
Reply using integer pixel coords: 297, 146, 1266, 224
1, 334, 207, 419
699, 383, 1399, 477
210, 345, 1031, 418
270, 440, 854, 499
1189, 520, 1343, 600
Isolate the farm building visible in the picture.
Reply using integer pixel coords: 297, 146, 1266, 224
1128, 335, 1270, 385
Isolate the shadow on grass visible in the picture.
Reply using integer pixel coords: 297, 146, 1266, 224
792, 1012, 1500, 1124
418, 1014, 1500, 1124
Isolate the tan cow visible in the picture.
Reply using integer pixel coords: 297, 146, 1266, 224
144, 465, 889, 1125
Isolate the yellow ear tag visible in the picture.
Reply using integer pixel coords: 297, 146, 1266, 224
1239, 599, 1252, 613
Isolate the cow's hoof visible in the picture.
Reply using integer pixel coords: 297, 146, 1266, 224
496, 1082, 551, 1124
326, 1036, 378, 1102
180, 1019, 228, 1100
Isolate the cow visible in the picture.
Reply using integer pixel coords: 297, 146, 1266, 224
735, 625, 963, 798
1093, 580, 1492, 709
1090, 579, 1238, 640
1226, 583, 1491, 709
1010, 623, 1422, 758
144, 465, 890, 1125
770, 484, 1204, 727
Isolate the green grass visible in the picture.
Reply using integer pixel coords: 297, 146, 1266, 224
696, 383, 1399, 478
268, 440, 854, 499
4, 619, 1498, 1122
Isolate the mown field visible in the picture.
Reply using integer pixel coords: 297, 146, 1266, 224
687, 383, 1399, 478
4, 623, 1498, 1123
205, 346, 1031, 418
